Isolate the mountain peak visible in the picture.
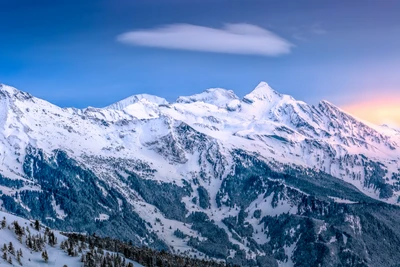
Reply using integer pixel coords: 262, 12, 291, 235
320, 99, 336, 106
0, 83, 18, 95
105, 93, 168, 110
318, 100, 344, 114
0, 83, 33, 101
176, 87, 239, 107
243, 82, 281, 103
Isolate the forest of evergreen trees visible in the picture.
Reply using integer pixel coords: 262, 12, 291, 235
63, 232, 240, 267
1, 213, 239, 267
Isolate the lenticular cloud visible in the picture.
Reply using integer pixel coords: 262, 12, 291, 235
117, 23, 292, 56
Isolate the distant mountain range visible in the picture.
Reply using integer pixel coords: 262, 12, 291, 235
0, 82, 399, 266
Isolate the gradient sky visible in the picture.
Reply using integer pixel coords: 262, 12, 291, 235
0, 0, 399, 124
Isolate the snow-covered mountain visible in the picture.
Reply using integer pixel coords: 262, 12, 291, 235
0, 82, 400, 266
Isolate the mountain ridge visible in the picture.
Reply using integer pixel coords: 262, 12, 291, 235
0, 82, 399, 200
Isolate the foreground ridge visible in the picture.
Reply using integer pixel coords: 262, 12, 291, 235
0, 210, 142, 266
0, 209, 232, 267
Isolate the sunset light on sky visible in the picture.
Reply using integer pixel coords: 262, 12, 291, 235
342, 98, 400, 126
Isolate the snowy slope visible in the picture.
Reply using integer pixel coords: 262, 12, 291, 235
0, 210, 81, 266
0, 210, 143, 267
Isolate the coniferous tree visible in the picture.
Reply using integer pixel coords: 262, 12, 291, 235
60, 240, 66, 250
34, 220, 40, 231
42, 250, 49, 263
17, 251, 22, 265
8, 242, 15, 255
48, 231, 57, 246
1, 217, 6, 229
26, 234, 32, 249
80, 254, 85, 262
13, 221, 24, 237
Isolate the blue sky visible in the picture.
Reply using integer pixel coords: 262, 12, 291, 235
0, 0, 399, 110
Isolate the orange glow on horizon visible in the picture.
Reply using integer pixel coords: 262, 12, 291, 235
341, 98, 400, 126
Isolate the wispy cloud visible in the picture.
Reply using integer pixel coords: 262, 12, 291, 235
290, 23, 327, 41
311, 23, 327, 35
117, 23, 293, 56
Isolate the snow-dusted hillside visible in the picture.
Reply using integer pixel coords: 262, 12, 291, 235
0, 210, 143, 267
0, 209, 81, 266
0, 82, 400, 266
